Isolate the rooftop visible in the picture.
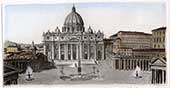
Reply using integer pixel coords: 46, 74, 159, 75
152, 27, 166, 31
110, 31, 151, 37
133, 48, 165, 52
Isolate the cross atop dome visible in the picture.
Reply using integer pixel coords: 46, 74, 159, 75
72, 4, 76, 12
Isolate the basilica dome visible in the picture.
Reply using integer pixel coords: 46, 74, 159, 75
62, 5, 84, 33
64, 6, 84, 26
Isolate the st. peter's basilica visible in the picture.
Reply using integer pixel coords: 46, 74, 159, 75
42, 5, 105, 63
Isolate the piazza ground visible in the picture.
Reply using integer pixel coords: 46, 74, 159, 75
18, 53, 152, 84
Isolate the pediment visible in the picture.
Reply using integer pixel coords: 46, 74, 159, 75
151, 58, 166, 66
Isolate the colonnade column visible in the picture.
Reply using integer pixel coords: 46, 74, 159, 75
164, 70, 166, 83
148, 60, 151, 71
130, 60, 132, 70
124, 59, 126, 70
58, 43, 61, 60
120, 59, 122, 69
132, 60, 134, 70
143, 60, 145, 71
152, 69, 155, 83
162, 70, 164, 83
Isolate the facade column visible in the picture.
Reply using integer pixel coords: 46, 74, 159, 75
80, 42, 83, 61
52, 43, 55, 61
76, 44, 79, 60
43, 44, 46, 55
94, 43, 97, 60
88, 44, 90, 60
71, 44, 73, 60
64, 44, 68, 60
102, 44, 105, 60
58, 43, 61, 60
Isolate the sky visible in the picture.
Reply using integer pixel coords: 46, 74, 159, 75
4, 2, 166, 44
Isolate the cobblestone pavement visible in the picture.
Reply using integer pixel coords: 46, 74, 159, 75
18, 52, 152, 84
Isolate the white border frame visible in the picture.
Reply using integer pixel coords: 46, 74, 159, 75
0, 0, 168, 88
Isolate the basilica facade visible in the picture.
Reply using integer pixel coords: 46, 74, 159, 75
42, 6, 105, 62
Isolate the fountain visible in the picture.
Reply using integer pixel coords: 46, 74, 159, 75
25, 66, 34, 81
133, 65, 142, 78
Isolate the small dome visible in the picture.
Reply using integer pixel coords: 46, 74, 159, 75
55, 26, 60, 33
96, 30, 103, 37
87, 26, 93, 33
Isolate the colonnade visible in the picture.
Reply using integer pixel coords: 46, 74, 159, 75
152, 69, 166, 84
115, 57, 151, 71
4, 60, 30, 72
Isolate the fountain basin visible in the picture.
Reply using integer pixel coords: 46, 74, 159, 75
60, 73, 98, 81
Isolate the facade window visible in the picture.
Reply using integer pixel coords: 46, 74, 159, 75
47, 36, 49, 39
154, 44, 156, 48
158, 45, 160, 48
84, 37, 87, 39
61, 36, 64, 39
163, 38, 165, 42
